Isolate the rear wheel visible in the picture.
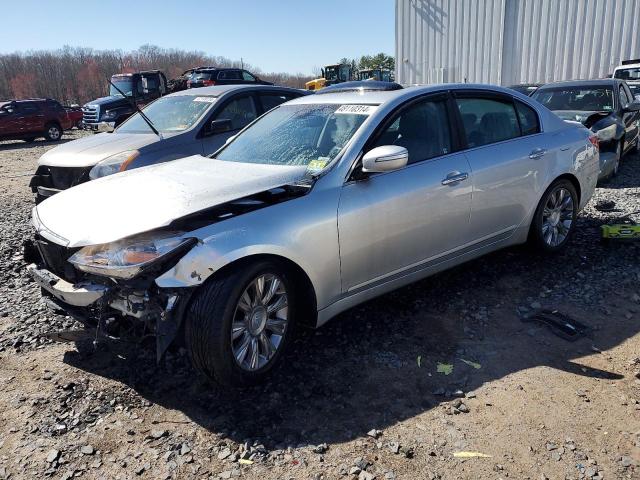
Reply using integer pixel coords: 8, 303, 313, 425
185, 260, 296, 386
529, 179, 578, 253
44, 123, 62, 141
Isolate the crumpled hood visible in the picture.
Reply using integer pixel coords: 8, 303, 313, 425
34, 155, 309, 247
38, 132, 160, 168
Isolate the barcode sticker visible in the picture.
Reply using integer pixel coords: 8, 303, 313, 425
335, 105, 377, 115
193, 97, 217, 103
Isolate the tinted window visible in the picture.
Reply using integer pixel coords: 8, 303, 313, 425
373, 99, 451, 164
456, 97, 519, 148
242, 71, 256, 82
515, 100, 540, 135
215, 95, 257, 130
259, 93, 295, 112
20, 103, 40, 114
218, 70, 242, 80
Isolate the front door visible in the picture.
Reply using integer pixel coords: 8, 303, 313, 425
338, 96, 472, 292
620, 84, 640, 151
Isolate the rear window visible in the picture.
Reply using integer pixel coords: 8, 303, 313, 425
193, 71, 215, 81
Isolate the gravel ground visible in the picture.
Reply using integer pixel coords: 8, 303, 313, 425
0, 131, 639, 480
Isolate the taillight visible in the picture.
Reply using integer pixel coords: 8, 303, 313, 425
203, 79, 216, 86
588, 135, 599, 150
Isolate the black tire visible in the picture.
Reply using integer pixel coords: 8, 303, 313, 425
529, 179, 578, 253
185, 260, 297, 386
44, 123, 62, 141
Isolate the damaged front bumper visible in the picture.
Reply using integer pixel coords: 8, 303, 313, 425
26, 257, 194, 359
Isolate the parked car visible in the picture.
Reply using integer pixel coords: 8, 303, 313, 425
508, 83, 542, 96
82, 70, 168, 131
187, 68, 273, 88
25, 84, 599, 386
0, 99, 72, 142
613, 59, 640, 99
532, 79, 640, 180
31, 85, 307, 203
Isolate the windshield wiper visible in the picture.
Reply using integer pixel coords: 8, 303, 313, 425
108, 79, 162, 139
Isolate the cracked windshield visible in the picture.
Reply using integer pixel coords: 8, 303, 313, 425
215, 103, 374, 170
117, 95, 216, 134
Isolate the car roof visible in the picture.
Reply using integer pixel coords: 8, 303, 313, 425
537, 79, 621, 89
286, 83, 531, 106
166, 84, 307, 98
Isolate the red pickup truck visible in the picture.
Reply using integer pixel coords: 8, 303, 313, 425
0, 98, 73, 142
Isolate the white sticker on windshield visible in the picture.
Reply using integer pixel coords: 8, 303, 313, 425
335, 104, 377, 115
193, 96, 217, 103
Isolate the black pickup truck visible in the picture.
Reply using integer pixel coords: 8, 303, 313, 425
82, 70, 167, 131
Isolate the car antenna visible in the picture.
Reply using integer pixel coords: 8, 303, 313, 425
107, 78, 163, 139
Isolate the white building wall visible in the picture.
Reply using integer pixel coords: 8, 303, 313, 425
396, 0, 640, 85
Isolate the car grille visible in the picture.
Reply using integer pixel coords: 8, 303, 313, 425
82, 105, 100, 124
31, 165, 92, 192
34, 234, 80, 283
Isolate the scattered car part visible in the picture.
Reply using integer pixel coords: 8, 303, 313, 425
522, 309, 590, 341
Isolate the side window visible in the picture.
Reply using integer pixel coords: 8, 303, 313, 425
456, 97, 520, 148
372, 99, 452, 164
214, 95, 257, 130
20, 103, 40, 114
242, 71, 257, 82
619, 87, 630, 109
259, 93, 294, 112
515, 100, 540, 136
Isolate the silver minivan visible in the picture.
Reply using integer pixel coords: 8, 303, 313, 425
30, 85, 308, 202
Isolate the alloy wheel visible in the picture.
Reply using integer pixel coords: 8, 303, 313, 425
231, 273, 288, 371
541, 187, 574, 247
48, 126, 61, 140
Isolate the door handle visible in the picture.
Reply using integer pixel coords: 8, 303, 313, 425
441, 172, 469, 186
529, 148, 547, 159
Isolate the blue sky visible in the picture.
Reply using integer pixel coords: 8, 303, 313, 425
2, 0, 395, 74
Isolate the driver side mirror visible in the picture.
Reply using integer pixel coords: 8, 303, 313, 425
206, 119, 233, 136
362, 145, 409, 173
624, 100, 640, 112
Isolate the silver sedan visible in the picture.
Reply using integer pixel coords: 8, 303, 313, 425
27, 83, 600, 385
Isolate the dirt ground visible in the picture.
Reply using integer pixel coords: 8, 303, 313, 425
0, 131, 639, 480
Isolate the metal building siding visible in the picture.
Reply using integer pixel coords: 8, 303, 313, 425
396, 0, 506, 84
396, 0, 640, 85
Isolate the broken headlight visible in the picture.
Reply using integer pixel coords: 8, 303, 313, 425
68, 232, 196, 280
89, 150, 139, 180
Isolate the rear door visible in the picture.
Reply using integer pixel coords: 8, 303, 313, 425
337, 93, 473, 292
200, 93, 258, 154
453, 91, 547, 242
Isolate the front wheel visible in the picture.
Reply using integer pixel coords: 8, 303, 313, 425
44, 123, 62, 141
185, 260, 296, 386
529, 179, 578, 253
